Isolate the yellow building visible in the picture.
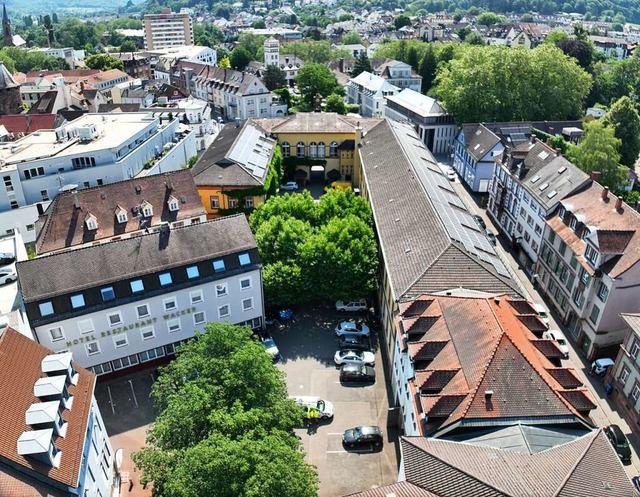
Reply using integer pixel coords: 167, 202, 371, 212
191, 120, 278, 219
253, 113, 382, 186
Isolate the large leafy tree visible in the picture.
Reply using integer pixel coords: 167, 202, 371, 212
324, 93, 347, 114
263, 64, 287, 90
555, 38, 594, 71
350, 52, 373, 78
85, 53, 124, 71
432, 44, 592, 124
133, 323, 318, 497
476, 12, 506, 26
603, 96, 640, 167
296, 64, 341, 105
230, 47, 252, 70
568, 120, 628, 191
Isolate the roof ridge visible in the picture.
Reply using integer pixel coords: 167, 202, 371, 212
401, 243, 452, 300
551, 429, 600, 497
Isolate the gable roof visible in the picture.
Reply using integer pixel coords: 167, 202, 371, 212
360, 119, 521, 302
386, 88, 448, 117
0, 114, 59, 135
253, 112, 382, 134
461, 124, 501, 161
35, 170, 205, 255
0, 327, 94, 489
0, 61, 19, 90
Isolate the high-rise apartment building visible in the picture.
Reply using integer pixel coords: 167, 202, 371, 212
143, 9, 193, 50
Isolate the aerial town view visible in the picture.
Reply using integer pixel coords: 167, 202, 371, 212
2, 0, 640, 495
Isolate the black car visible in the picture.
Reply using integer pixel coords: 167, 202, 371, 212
0, 252, 15, 266
343, 425, 383, 448
339, 364, 375, 383
339, 336, 371, 351
472, 215, 486, 230
485, 228, 497, 245
604, 424, 632, 462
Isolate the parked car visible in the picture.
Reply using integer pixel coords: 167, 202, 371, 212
542, 330, 569, 359
290, 396, 334, 419
472, 214, 486, 230
485, 228, 497, 245
343, 425, 383, 448
446, 168, 456, 181
279, 181, 298, 191
591, 357, 615, 376
339, 336, 371, 351
632, 474, 640, 491
262, 337, 280, 361
335, 321, 370, 337
335, 299, 368, 312
0, 267, 16, 285
0, 252, 15, 266
334, 349, 375, 366
533, 303, 550, 328
340, 364, 375, 383
604, 424, 632, 462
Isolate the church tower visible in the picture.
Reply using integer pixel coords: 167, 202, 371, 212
264, 36, 280, 67
2, 3, 14, 47
0, 61, 22, 115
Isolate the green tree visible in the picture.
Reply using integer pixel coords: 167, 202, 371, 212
85, 53, 124, 71
544, 30, 569, 44
464, 32, 486, 45
476, 12, 505, 26
193, 23, 223, 47
219, 56, 231, 68
237, 32, 266, 59
252, 20, 266, 29
230, 47, 252, 70
255, 216, 313, 265
133, 323, 318, 496
406, 46, 419, 69
555, 38, 594, 70
263, 65, 287, 90
568, 120, 627, 191
603, 96, 640, 167
324, 93, 347, 114
418, 43, 437, 93
119, 40, 137, 53
341, 31, 363, 45
296, 64, 341, 105
273, 87, 291, 107
262, 261, 307, 305
350, 51, 373, 78
394, 14, 411, 29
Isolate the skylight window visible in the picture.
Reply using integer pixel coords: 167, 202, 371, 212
558, 166, 567, 174
547, 190, 558, 199
538, 151, 549, 160
530, 176, 541, 183
539, 183, 549, 191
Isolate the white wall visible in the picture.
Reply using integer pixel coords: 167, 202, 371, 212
0, 202, 49, 244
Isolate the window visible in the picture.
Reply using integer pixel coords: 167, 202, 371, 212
218, 304, 230, 318
296, 141, 305, 158
130, 279, 144, 293
101, 287, 115, 301
548, 231, 556, 244
244, 197, 254, 208
86, 342, 100, 356
228, 198, 238, 209
240, 277, 252, 290
559, 206, 566, 220
92, 363, 112, 376
163, 297, 178, 312
631, 339, 640, 359
585, 244, 597, 265
186, 266, 199, 279
141, 326, 155, 340
139, 347, 165, 363
213, 259, 225, 272
167, 318, 181, 333
216, 283, 228, 297
309, 142, 317, 158
569, 216, 577, 231
238, 253, 251, 266
112, 355, 139, 370
281, 142, 290, 158
113, 336, 128, 348
210, 196, 220, 209
589, 304, 600, 324
142, 204, 153, 217
318, 142, 325, 157
41, 190, 49, 201
107, 312, 123, 327
330, 141, 338, 157
136, 304, 150, 319
632, 383, 640, 402
49, 327, 64, 342
168, 198, 179, 211
190, 290, 203, 305
39, 302, 54, 317
620, 366, 630, 385
598, 282, 609, 302
78, 319, 94, 335
520, 207, 526, 218
194, 311, 206, 325
526, 215, 533, 227
158, 272, 172, 286
70, 294, 85, 309
242, 298, 253, 311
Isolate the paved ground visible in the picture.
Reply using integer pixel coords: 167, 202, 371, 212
272, 303, 400, 497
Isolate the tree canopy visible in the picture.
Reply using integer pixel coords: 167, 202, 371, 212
350, 52, 373, 78
324, 93, 347, 114
230, 47, 252, 70
0, 47, 69, 73
296, 64, 342, 106
133, 323, 318, 497
263, 65, 287, 91
250, 189, 378, 305
85, 53, 124, 71
602, 96, 640, 167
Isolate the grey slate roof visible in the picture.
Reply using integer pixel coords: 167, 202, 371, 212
343, 482, 442, 497
0, 61, 19, 90
18, 214, 257, 302
461, 124, 501, 161
360, 120, 521, 302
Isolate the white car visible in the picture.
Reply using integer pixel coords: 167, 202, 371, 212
290, 396, 334, 419
543, 330, 569, 359
335, 299, 368, 312
334, 349, 375, 366
533, 303, 550, 328
446, 168, 457, 181
0, 267, 16, 285
262, 337, 280, 360
279, 181, 298, 191
335, 321, 370, 337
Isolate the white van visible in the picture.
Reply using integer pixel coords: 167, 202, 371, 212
533, 303, 550, 328
290, 396, 334, 419
543, 330, 569, 359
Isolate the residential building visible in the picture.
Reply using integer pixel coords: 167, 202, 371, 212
344, 433, 638, 497
336, 44, 368, 57
590, 35, 634, 60
261, 37, 302, 88
239, 27, 303, 39
34, 170, 206, 255
488, 139, 590, 272
357, 119, 522, 379
536, 180, 640, 358
110, 52, 152, 80
0, 202, 49, 244
384, 88, 456, 154
192, 121, 277, 218
394, 293, 595, 437
0, 61, 22, 116
30, 47, 85, 69
253, 113, 382, 184
264, 36, 280, 67
0, 112, 196, 212
347, 71, 399, 117
0, 114, 64, 140
375, 60, 422, 92
142, 45, 217, 80
0, 325, 114, 497
17, 214, 264, 376
452, 124, 504, 193
144, 10, 194, 50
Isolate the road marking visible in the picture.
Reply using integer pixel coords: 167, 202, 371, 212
327, 432, 343, 436
326, 450, 347, 454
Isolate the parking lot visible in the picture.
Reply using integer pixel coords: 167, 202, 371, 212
272, 303, 399, 497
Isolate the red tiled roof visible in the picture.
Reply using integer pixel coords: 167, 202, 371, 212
531, 338, 565, 359
547, 368, 584, 389
0, 114, 57, 135
596, 229, 634, 254
0, 327, 95, 488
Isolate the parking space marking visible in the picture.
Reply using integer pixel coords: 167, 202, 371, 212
327, 433, 343, 436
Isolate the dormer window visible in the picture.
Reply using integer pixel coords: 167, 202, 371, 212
559, 206, 566, 220
85, 213, 98, 231
585, 244, 598, 266
569, 216, 577, 231
141, 201, 153, 217
168, 196, 179, 212
115, 206, 127, 223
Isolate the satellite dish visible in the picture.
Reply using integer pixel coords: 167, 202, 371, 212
115, 448, 124, 471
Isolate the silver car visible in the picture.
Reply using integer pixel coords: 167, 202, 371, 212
335, 321, 370, 337
334, 349, 375, 366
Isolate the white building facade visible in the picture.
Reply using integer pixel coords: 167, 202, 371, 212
347, 71, 399, 118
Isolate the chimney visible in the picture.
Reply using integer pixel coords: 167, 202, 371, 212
235, 116, 241, 128
591, 171, 602, 182
72, 191, 80, 209
36, 203, 44, 216
615, 197, 623, 210
530, 134, 536, 144
602, 186, 609, 200
555, 148, 561, 156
